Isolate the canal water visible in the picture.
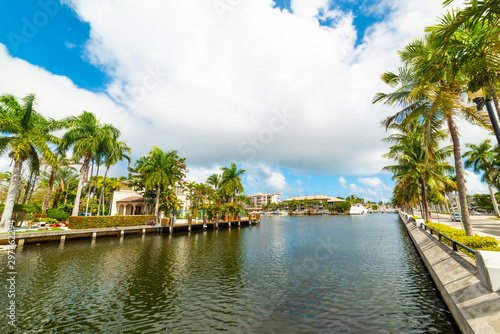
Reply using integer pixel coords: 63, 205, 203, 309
1, 215, 459, 333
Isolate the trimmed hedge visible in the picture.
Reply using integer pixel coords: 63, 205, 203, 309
426, 223, 500, 256
68, 215, 157, 229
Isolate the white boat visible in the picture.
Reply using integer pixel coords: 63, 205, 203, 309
350, 204, 367, 215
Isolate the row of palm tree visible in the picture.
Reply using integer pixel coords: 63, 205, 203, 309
0, 94, 130, 231
374, 3, 500, 236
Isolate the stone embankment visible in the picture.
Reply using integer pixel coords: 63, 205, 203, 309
399, 212, 500, 333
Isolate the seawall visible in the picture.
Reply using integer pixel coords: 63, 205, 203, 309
399, 212, 500, 333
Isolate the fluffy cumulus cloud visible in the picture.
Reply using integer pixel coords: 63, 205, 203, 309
1, 0, 490, 189
339, 176, 391, 202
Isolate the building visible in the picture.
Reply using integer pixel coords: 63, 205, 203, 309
111, 181, 190, 217
248, 193, 281, 209
281, 194, 345, 212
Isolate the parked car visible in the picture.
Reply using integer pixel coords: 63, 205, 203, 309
470, 210, 480, 216
451, 213, 461, 221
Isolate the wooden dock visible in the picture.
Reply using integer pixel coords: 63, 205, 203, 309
0, 216, 260, 247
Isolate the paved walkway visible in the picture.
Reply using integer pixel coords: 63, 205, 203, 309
426, 212, 500, 241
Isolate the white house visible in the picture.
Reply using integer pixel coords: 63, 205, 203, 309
110, 181, 191, 217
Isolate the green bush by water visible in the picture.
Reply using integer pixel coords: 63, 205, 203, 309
426, 222, 500, 256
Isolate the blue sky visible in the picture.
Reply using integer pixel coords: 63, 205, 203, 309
0, 0, 490, 201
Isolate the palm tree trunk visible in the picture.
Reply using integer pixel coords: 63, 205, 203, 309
1, 158, 24, 231
98, 167, 109, 216
488, 183, 500, 218
489, 82, 500, 121
89, 162, 100, 216
72, 159, 90, 217
52, 187, 62, 208
85, 160, 94, 216
448, 114, 473, 236
42, 168, 56, 212
155, 186, 161, 221
27, 176, 37, 204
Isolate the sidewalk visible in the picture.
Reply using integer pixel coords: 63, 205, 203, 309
427, 212, 500, 241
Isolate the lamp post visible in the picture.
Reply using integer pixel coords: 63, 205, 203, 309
468, 89, 500, 147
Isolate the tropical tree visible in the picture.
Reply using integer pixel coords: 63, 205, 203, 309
219, 162, 245, 202
373, 32, 491, 235
97, 140, 131, 215
59, 111, 120, 217
382, 121, 455, 222
463, 139, 500, 217
52, 166, 79, 209
134, 147, 187, 220
0, 94, 61, 230
41, 154, 72, 212
207, 173, 221, 190
429, 11, 500, 119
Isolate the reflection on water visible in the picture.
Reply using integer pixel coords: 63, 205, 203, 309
0, 215, 458, 333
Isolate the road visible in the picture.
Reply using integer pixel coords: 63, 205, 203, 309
426, 212, 500, 241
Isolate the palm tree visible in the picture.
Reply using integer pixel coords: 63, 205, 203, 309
59, 111, 119, 217
52, 166, 79, 208
97, 140, 131, 215
442, 1, 500, 39
135, 147, 187, 220
373, 33, 491, 235
41, 154, 72, 212
206, 173, 221, 190
463, 139, 500, 217
429, 11, 500, 119
0, 94, 61, 231
382, 122, 455, 222
219, 162, 245, 203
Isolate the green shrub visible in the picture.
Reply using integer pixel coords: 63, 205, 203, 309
426, 222, 500, 256
68, 215, 157, 229
47, 208, 70, 222
45, 218, 58, 224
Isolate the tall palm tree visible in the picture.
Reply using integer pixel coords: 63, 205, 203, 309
463, 139, 500, 217
0, 94, 61, 231
135, 147, 187, 220
206, 173, 221, 190
219, 162, 245, 203
382, 121, 455, 222
429, 11, 500, 118
59, 111, 119, 217
373, 34, 491, 235
97, 140, 131, 216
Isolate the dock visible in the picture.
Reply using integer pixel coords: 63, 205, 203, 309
0, 216, 261, 247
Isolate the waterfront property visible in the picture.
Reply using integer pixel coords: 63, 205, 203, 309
246, 193, 281, 210
282, 194, 345, 213
111, 180, 190, 217
0, 214, 459, 333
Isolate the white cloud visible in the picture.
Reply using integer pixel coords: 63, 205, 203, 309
358, 177, 392, 191
2, 0, 489, 190
464, 172, 489, 195
338, 176, 347, 189
244, 163, 295, 194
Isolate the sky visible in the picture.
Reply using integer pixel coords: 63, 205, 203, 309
0, 0, 493, 202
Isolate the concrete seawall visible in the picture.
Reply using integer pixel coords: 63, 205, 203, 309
399, 212, 500, 333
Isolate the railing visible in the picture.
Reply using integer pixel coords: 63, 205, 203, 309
421, 224, 476, 256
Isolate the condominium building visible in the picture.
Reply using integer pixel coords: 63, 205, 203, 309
248, 193, 281, 209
